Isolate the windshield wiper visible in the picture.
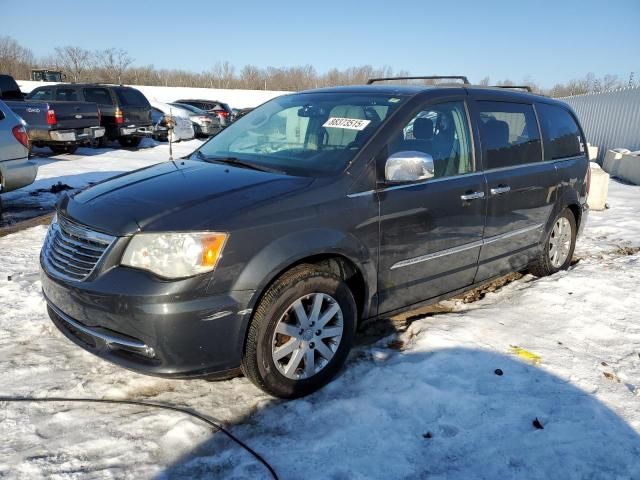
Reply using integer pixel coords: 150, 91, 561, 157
195, 151, 284, 174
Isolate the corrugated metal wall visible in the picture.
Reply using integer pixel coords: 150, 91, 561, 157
560, 87, 640, 162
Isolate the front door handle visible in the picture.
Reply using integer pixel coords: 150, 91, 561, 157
490, 185, 511, 195
460, 191, 485, 201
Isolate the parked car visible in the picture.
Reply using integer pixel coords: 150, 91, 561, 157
150, 107, 169, 142
27, 83, 153, 148
170, 102, 222, 136
0, 99, 37, 196
232, 107, 253, 121
41, 79, 590, 399
173, 99, 233, 126
149, 102, 194, 142
1, 74, 104, 154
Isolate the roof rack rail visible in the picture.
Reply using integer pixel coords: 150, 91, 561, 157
367, 76, 470, 85
491, 85, 533, 92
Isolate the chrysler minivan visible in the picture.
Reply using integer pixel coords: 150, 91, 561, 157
40, 78, 590, 398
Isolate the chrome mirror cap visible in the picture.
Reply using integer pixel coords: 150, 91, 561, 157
385, 151, 435, 183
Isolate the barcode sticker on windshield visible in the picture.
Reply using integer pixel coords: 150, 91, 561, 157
322, 117, 371, 131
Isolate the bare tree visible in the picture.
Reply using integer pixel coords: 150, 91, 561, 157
0, 35, 34, 79
54, 46, 91, 82
95, 48, 133, 84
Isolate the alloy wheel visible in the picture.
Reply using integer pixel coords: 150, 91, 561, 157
271, 293, 344, 380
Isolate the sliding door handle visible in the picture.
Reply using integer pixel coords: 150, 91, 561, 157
490, 185, 511, 195
460, 191, 485, 201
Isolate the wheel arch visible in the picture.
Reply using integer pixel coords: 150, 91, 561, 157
233, 228, 377, 329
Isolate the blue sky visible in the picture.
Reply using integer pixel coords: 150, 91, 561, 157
3, 0, 639, 87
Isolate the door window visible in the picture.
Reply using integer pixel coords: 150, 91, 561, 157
83, 88, 113, 105
55, 88, 78, 101
537, 103, 584, 160
29, 88, 53, 101
478, 101, 542, 169
390, 101, 474, 178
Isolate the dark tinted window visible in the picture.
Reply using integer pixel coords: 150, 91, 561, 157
0, 75, 22, 99
114, 88, 149, 107
30, 88, 53, 101
56, 88, 78, 101
537, 103, 584, 160
83, 88, 113, 105
478, 101, 542, 169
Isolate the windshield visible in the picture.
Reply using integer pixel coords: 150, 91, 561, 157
194, 92, 406, 176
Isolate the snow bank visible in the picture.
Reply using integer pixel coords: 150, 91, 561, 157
16, 80, 290, 109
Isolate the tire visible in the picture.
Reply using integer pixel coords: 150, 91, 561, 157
118, 136, 142, 148
529, 208, 577, 277
49, 145, 78, 155
242, 265, 357, 398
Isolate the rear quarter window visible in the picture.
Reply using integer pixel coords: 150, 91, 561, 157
537, 103, 584, 160
83, 88, 114, 105
478, 101, 542, 169
114, 88, 150, 107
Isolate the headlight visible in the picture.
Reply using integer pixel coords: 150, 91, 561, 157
121, 232, 227, 279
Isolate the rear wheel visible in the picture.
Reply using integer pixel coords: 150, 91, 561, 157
49, 145, 78, 155
118, 136, 142, 148
242, 265, 357, 398
529, 208, 577, 277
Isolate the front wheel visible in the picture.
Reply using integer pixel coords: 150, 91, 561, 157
529, 208, 577, 277
242, 265, 357, 398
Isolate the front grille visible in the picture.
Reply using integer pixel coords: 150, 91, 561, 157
42, 216, 115, 282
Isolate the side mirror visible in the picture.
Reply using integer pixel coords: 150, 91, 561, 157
385, 151, 435, 183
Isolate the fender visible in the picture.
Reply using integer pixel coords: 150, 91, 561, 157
232, 227, 378, 319
541, 175, 585, 240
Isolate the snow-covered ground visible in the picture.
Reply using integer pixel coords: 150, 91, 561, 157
17, 80, 289, 109
0, 138, 204, 226
0, 150, 639, 479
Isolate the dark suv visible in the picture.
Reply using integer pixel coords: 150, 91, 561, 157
40, 78, 590, 398
28, 84, 153, 148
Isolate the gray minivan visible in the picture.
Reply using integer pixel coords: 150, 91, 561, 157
40, 78, 590, 398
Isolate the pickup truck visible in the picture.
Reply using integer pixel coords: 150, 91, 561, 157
28, 83, 153, 148
0, 74, 104, 154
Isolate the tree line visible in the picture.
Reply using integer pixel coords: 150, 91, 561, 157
0, 35, 637, 97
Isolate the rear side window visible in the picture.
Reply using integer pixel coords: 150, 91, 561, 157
114, 88, 150, 107
56, 88, 78, 101
30, 88, 53, 101
83, 88, 113, 105
478, 101, 542, 169
537, 103, 584, 160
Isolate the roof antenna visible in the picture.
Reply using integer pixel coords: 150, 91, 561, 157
168, 107, 174, 161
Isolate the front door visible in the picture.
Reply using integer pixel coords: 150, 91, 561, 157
378, 99, 487, 314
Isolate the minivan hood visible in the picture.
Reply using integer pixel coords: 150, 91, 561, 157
60, 160, 313, 235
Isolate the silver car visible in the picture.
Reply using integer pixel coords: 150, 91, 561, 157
0, 100, 38, 194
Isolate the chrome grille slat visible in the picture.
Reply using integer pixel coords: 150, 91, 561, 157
48, 249, 93, 273
41, 216, 116, 282
55, 233, 106, 254
51, 238, 101, 263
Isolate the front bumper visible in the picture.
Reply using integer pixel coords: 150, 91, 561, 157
40, 263, 254, 378
0, 157, 38, 192
119, 125, 153, 137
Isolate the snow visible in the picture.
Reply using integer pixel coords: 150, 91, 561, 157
1, 146, 639, 479
16, 80, 289, 110
0, 138, 204, 225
